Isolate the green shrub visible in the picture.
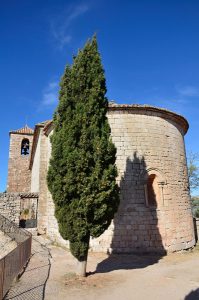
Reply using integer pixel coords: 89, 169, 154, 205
194, 208, 199, 218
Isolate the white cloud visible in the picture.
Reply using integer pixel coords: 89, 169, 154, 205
41, 80, 59, 106
50, 4, 89, 50
51, 26, 72, 50
127, 84, 199, 116
176, 86, 199, 97
66, 4, 89, 24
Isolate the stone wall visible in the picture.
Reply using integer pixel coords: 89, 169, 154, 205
32, 105, 196, 253
46, 131, 69, 246
0, 230, 17, 259
35, 130, 49, 233
95, 108, 195, 253
0, 193, 21, 223
0, 193, 38, 225
31, 126, 69, 246
7, 132, 33, 192
31, 130, 41, 193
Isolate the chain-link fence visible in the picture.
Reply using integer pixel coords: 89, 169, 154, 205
0, 214, 32, 299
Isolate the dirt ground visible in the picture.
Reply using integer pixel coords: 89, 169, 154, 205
45, 243, 199, 300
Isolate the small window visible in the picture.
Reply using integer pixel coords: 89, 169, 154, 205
147, 174, 159, 207
21, 139, 30, 155
142, 168, 166, 208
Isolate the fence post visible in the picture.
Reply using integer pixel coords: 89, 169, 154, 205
0, 258, 5, 300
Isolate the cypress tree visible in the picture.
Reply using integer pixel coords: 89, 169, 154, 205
47, 36, 120, 276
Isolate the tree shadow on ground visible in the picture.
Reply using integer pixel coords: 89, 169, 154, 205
94, 152, 166, 274
184, 288, 199, 300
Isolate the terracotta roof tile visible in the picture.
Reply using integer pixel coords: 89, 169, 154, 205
31, 103, 189, 138
36, 120, 52, 127
9, 125, 34, 135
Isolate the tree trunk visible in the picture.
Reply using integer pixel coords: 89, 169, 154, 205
76, 234, 90, 277
77, 259, 87, 277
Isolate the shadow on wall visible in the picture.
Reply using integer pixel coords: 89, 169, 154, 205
95, 152, 166, 274
184, 288, 199, 300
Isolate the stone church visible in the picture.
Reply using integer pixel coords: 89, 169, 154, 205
6, 104, 195, 253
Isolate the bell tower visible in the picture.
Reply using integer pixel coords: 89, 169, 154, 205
7, 125, 34, 192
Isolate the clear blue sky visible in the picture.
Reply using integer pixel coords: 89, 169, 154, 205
0, 0, 199, 194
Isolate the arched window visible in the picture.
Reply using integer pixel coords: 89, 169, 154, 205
21, 139, 30, 155
141, 168, 167, 208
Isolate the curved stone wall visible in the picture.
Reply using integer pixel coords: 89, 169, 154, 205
90, 105, 195, 253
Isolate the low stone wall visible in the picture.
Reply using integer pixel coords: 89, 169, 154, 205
0, 193, 21, 223
0, 192, 38, 225
0, 230, 17, 259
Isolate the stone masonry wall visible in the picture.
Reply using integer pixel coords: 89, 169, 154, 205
31, 130, 41, 193
36, 129, 69, 247
41, 107, 195, 253
0, 193, 38, 226
36, 130, 50, 234
92, 109, 195, 253
0, 193, 21, 224
7, 133, 33, 193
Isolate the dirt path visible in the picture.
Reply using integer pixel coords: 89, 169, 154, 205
6, 237, 199, 300
45, 242, 199, 300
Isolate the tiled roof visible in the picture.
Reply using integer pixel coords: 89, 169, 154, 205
32, 103, 189, 134
36, 120, 52, 127
9, 125, 34, 135
109, 102, 178, 112
108, 102, 189, 133
43, 120, 53, 134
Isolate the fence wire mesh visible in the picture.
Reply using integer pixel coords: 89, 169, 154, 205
0, 214, 32, 299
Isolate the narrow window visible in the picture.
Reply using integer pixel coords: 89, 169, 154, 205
147, 174, 159, 207
21, 139, 30, 155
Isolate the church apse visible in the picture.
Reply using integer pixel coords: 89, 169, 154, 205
6, 104, 195, 254
90, 104, 195, 253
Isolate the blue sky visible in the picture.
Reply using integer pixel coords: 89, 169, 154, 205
0, 0, 199, 194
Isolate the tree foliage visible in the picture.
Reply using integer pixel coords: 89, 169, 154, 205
187, 151, 199, 194
47, 36, 120, 263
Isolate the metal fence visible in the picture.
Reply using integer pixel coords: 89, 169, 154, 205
0, 214, 32, 299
